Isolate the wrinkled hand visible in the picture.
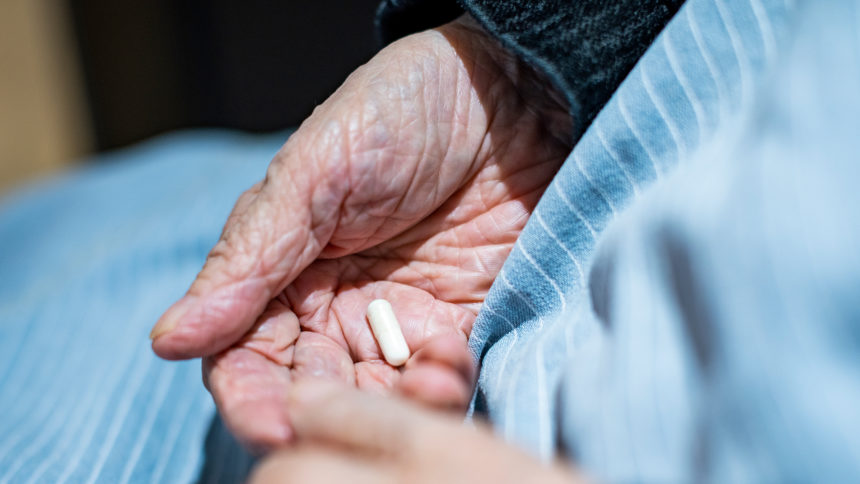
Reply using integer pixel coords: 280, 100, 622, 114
250, 381, 583, 484
150, 15, 571, 449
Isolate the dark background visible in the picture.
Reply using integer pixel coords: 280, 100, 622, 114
67, 0, 383, 152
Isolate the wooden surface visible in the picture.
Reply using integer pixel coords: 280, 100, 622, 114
0, 0, 91, 194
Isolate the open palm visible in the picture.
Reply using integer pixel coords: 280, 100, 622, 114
151, 15, 570, 449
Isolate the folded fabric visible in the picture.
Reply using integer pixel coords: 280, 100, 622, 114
469, 0, 793, 458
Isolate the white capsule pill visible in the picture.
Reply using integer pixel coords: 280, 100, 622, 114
366, 299, 411, 366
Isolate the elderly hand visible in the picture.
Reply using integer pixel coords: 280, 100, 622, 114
150, 15, 570, 449
250, 381, 583, 484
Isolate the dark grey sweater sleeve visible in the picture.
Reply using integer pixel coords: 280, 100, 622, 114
376, 0, 684, 136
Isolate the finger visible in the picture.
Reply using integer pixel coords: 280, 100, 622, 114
202, 300, 301, 449
151, 143, 346, 359
407, 333, 477, 385
398, 334, 476, 411
204, 348, 293, 450
250, 446, 394, 484
398, 363, 472, 412
206, 331, 357, 450
287, 379, 448, 456
287, 384, 587, 484
205, 299, 358, 450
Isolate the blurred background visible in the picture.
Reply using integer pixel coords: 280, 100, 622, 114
0, 0, 381, 195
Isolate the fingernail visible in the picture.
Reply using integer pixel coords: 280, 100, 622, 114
150, 297, 192, 340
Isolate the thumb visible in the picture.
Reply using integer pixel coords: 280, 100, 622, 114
150, 146, 344, 360
287, 379, 444, 455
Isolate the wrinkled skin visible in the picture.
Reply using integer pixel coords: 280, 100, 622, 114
150, 15, 571, 449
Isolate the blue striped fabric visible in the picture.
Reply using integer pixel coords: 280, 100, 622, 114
469, 0, 793, 459
556, 1, 860, 481
3, 0, 854, 482
0, 131, 276, 482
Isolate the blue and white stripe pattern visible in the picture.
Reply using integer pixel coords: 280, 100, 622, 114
4, 0, 858, 482
469, 0, 793, 458
556, 1, 860, 480
0, 131, 277, 482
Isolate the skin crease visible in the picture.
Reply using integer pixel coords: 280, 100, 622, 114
150, 14, 572, 450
